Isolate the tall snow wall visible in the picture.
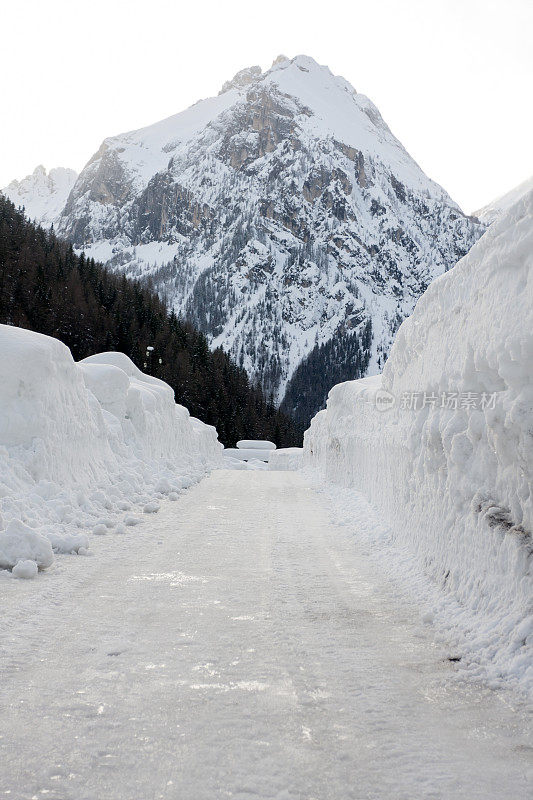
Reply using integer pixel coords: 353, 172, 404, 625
304, 190, 533, 692
0, 325, 222, 564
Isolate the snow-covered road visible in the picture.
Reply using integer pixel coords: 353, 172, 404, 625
1, 471, 531, 799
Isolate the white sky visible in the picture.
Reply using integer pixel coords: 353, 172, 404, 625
2, 0, 531, 212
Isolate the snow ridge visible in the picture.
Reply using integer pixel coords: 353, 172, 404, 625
474, 174, 533, 225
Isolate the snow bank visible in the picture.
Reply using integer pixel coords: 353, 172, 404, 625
222, 455, 268, 471
224, 448, 273, 462
0, 326, 222, 576
304, 190, 533, 695
268, 448, 303, 471
222, 456, 268, 471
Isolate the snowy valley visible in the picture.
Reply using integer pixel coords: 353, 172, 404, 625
4, 55, 485, 424
1, 34, 532, 800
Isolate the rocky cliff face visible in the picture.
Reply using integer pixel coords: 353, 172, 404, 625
23, 57, 487, 419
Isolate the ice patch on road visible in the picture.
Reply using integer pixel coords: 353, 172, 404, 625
129, 570, 205, 586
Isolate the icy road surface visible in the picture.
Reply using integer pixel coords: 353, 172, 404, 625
1, 471, 531, 799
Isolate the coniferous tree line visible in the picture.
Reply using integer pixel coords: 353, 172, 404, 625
0, 195, 303, 447
281, 322, 372, 429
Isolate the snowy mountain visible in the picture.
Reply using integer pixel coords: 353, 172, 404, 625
474, 175, 533, 225
3, 165, 77, 227
19, 56, 485, 419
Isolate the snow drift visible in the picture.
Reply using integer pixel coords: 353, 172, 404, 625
304, 190, 533, 694
0, 325, 222, 576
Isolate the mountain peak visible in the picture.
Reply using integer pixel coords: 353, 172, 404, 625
219, 64, 262, 94
10, 60, 484, 423
218, 54, 347, 96
3, 165, 77, 226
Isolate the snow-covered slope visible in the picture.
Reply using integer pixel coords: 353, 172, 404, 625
0, 324, 222, 576
474, 175, 533, 225
3, 165, 77, 227
304, 190, 533, 695
15, 56, 484, 419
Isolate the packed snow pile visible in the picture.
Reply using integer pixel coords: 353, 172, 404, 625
223, 440, 275, 470
304, 190, 533, 694
236, 440, 275, 450
224, 440, 276, 464
0, 325, 222, 577
224, 448, 273, 462
222, 456, 268, 471
268, 448, 304, 471
0, 520, 54, 571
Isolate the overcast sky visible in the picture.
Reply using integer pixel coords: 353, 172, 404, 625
2, 0, 531, 211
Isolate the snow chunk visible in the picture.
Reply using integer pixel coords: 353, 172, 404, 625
0, 520, 54, 570
155, 477, 173, 494
47, 531, 89, 554
12, 559, 39, 579
92, 524, 107, 536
